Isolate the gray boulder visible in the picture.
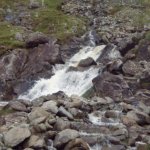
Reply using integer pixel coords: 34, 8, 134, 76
54, 129, 79, 148
4, 126, 31, 147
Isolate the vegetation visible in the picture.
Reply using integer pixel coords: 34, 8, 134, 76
0, 0, 86, 50
0, 22, 24, 56
31, 0, 86, 40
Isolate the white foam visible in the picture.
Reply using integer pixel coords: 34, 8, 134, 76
19, 45, 106, 100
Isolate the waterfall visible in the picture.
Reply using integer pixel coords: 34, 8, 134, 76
18, 31, 119, 101
19, 45, 106, 101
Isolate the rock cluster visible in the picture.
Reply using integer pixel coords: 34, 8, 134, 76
0, 91, 150, 149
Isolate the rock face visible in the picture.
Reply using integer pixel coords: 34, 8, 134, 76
54, 129, 79, 148
93, 72, 131, 101
0, 37, 63, 99
4, 126, 31, 147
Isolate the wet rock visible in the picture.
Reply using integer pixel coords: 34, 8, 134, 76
42, 101, 58, 114
9, 101, 27, 112
28, 107, 51, 122
58, 106, 74, 120
4, 126, 31, 147
26, 135, 45, 148
54, 129, 79, 148
64, 138, 89, 150
26, 32, 49, 48
78, 57, 97, 67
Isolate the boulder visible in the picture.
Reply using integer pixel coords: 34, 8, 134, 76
42, 101, 58, 114
58, 106, 74, 120
4, 126, 31, 147
54, 118, 70, 131
136, 142, 148, 150
9, 101, 27, 112
26, 32, 49, 48
122, 60, 141, 76
93, 72, 131, 101
78, 57, 96, 67
54, 129, 79, 148
28, 107, 50, 122
26, 135, 45, 148
127, 110, 150, 125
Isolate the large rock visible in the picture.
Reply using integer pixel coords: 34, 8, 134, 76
54, 118, 70, 131
0, 37, 63, 99
127, 110, 150, 125
28, 107, 50, 122
9, 101, 27, 112
93, 72, 131, 101
122, 60, 141, 76
58, 106, 74, 120
26, 135, 45, 148
42, 101, 58, 114
78, 57, 96, 67
4, 126, 31, 147
25, 32, 49, 48
54, 129, 79, 148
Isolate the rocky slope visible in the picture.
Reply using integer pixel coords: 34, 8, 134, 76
0, 0, 150, 150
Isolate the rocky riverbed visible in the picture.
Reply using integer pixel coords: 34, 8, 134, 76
0, 0, 150, 150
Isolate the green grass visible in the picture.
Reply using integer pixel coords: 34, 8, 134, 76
31, 0, 86, 40
0, 0, 86, 45
0, 22, 24, 51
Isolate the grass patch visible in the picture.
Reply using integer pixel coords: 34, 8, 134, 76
134, 7, 150, 28
108, 5, 124, 15
0, 0, 86, 43
0, 22, 24, 51
31, 0, 86, 40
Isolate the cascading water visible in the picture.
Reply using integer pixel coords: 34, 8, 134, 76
19, 31, 106, 101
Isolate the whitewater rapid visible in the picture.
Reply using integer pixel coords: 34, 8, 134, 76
19, 45, 106, 101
